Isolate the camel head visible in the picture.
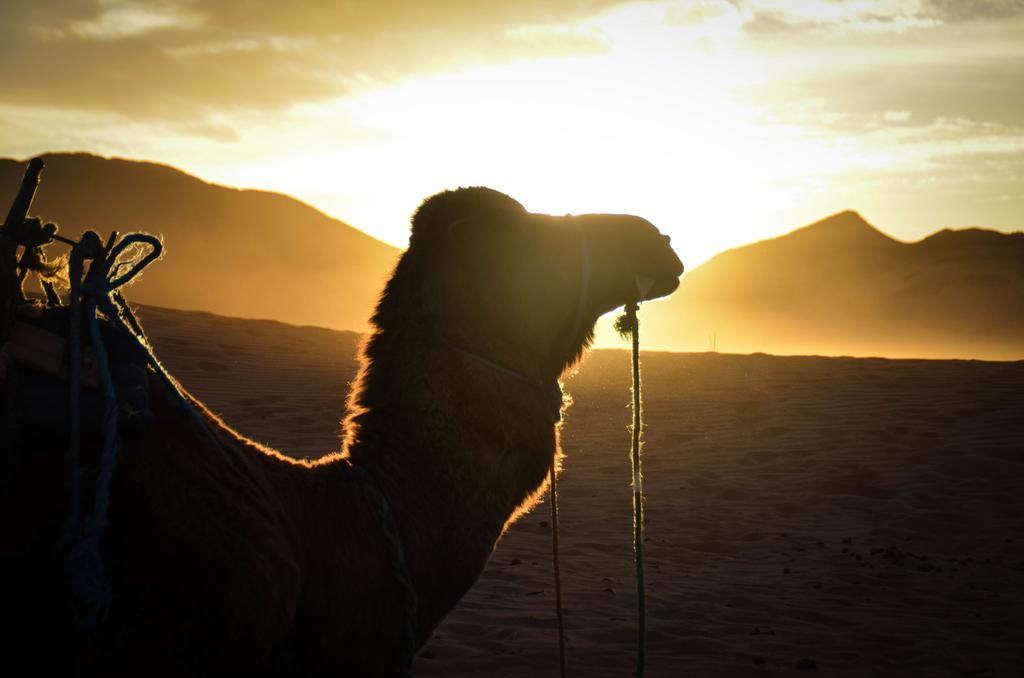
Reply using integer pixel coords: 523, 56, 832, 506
372, 187, 683, 381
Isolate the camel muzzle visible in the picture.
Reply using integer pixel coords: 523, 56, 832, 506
634, 235, 683, 302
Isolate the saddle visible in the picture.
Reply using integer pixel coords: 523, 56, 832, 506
3, 304, 153, 444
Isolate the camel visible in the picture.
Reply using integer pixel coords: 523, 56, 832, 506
3, 186, 682, 676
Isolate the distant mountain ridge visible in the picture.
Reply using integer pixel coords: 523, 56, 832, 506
641, 211, 1024, 360
3, 153, 1019, 359
0, 153, 400, 331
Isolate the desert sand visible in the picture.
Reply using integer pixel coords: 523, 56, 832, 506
140, 305, 1024, 677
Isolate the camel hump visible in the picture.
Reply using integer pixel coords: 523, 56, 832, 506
411, 186, 525, 238
108, 428, 302, 662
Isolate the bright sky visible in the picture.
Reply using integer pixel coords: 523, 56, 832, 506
2, 0, 1022, 267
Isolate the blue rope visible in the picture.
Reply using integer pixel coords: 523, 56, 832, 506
66, 244, 86, 530
66, 299, 120, 625
64, 232, 222, 627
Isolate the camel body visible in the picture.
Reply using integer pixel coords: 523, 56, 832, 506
4, 187, 683, 677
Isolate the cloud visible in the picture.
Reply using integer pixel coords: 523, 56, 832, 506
883, 110, 913, 123
740, 2, 940, 37
923, 0, 1024, 22
61, 0, 204, 40
733, 3, 1024, 129
755, 50, 1024, 129
735, 0, 1024, 38
0, 0, 628, 120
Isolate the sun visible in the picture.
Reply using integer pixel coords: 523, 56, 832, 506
344, 45, 792, 265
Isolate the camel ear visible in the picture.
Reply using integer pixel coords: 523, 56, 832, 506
445, 216, 482, 243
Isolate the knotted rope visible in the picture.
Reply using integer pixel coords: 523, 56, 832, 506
550, 459, 568, 678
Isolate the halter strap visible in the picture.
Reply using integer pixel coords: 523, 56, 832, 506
561, 215, 591, 357
442, 215, 591, 422
446, 343, 564, 423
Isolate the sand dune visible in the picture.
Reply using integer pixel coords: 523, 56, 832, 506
138, 307, 1024, 676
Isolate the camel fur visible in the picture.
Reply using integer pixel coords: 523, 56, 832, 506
2, 187, 682, 677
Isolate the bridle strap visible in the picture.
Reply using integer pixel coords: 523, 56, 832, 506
560, 215, 591, 360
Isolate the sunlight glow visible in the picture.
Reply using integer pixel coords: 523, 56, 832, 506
220, 2, 822, 269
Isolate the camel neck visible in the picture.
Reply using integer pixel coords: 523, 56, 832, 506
346, 334, 560, 498
342, 333, 562, 615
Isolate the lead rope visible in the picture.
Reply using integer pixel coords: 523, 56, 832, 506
617, 300, 646, 677
549, 215, 591, 677
550, 459, 568, 678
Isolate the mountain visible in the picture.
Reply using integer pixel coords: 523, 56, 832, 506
0, 153, 400, 331
640, 211, 1024, 360
4, 156, 1019, 359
